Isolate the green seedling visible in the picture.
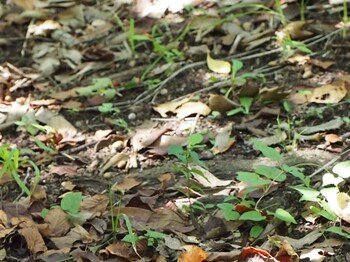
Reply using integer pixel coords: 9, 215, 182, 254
98, 103, 120, 114
61, 192, 82, 218
227, 96, 254, 116
228, 59, 265, 97
0, 144, 40, 196
34, 139, 55, 154
15, 114, 55, 136
76, 78, 118, 100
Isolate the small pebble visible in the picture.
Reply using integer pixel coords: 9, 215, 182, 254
117, 160, 127, 169
160, 88, 168, 95
112, 140, 124, 151
201, 150, 214, 160
128, 112, 136, 120
103, 172, 113, 179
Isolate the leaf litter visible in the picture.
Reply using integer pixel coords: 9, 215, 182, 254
1, 0, 350, 261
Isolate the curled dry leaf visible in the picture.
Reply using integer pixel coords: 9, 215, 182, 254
206, 51, 231, 74
208, 94, 239, 114
148, 135, 187, 155
131, 122, 170, 151
190, 165, 232, 188
153, 97, 190, 117
281, 20, 313, 39
212, 123, 235, 155
175, 101, 211, 119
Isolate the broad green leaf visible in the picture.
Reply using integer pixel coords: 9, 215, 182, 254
310, 205, 337, 221
188, 133, 203, 147
236, 172, 271, 185
250, 225, 263, 238
217, 203, 240, 221
274, 208, 297, 224
324, 226, 350, 239
61, 192, 82, 214
168, 144, 184, 155
255, 165, 286, 182
239, 210, 266, 221
252, 140, 282, 161
290, 185, 320, 202
232, 59, 243, 74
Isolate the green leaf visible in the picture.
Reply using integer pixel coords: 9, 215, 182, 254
310, 205, 337, 221
255, 165, 286, 182
168, 144, 184, 156
34, 139, 55, 154
232, 59, 243, 74
239, 97, 254, 114
290, 185, 320, 202
188, 133, 203, 147
236, 172, 271, 185
253, 140, 282, 161
217, 203, 240, 221
282, 165, 306, 183
189, 151, 206, 168
102, 88, 117, 100
250, 225, 264, 238
239, 210, 266, 221
274, 208, 297, 224
61, 192, 82, 214
144, 230, 167, 240
227, 107, 244, 116
324, 226, 350, 239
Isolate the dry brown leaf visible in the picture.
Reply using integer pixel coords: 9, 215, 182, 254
212, 123, 235, 154
206, 51, 231, 74
49, 88, 80, 100
153, 97, 190, 117
44, 207, 70, 237
325, 134, 342, 144
175, 101, 211, 119
147, 209, 193, 233
190, 165, 232, 188
309, 82, 348, 104
111, 177, 141, 193
282, 20, 313, 39
80, 194, 109, 219
19, 227, 47, 255
208, 94, 239, 114
149, 135, 188, 155
49, 165, 78, 176
131, 122, 170, 151
178, 245, 207, 262
51, 225, 90, 249
117, 207, 153, 230
105, 242, 134, 259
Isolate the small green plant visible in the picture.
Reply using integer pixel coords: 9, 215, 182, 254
228, 59, 265, 96
76, 78, 118, 100
98, 103, 120, 114
227, 96, 254, 116
168, 133, 207, 230
61, 192, 82, 218
15, 114, 55, 136
0, 144, 40, 196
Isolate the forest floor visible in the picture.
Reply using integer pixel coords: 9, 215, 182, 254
1, 0, 350, 261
